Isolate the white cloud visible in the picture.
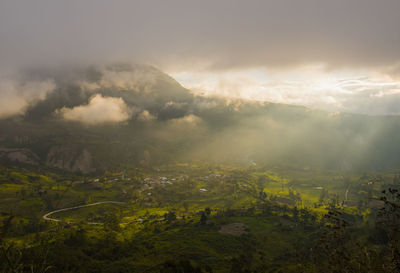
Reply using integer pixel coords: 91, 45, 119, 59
0, 78, 55, 118
137, 110, 156, 122
172, 65, 400, 115
169, 114, 202, 125
57, 94, 132, 125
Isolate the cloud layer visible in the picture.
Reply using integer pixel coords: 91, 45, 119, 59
173, 66, 400, 115
57, 94, 132, 125
0, 0, 399, 72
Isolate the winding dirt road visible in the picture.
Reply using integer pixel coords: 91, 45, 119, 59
42, 201, 125, 224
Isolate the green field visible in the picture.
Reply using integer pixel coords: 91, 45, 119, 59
0, 164, 398, 272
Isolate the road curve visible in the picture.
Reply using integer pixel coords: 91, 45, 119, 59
42, 201, 125, 223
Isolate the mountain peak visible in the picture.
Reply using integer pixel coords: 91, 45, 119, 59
22, 64, 192, 122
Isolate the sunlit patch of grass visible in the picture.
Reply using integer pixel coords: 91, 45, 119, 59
309, 206, 328, 215
0, 183, 24, 193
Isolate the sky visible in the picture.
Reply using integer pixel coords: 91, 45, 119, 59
0, 0, 400, 115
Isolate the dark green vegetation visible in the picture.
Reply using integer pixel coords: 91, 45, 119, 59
1, 163, 400, 272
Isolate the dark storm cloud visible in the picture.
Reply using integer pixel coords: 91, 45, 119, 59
0, 0, 399, 71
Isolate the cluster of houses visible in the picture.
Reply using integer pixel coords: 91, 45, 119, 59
139, 176, 179, 195
198, 173, 227, 181
142, 176, 174, 186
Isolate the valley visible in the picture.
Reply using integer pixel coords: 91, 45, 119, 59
0, 163, 396, 272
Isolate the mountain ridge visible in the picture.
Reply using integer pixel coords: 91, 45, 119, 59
1, 64, 400, 173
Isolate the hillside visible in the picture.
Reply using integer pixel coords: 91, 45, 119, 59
1, 64, 400, 174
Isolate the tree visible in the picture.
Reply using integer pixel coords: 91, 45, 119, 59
319, 189, 328, 204
259, 190, 267, 201
293, 206, 299, 221
164, 211, 176, 223
200, 212, 207, 225
104, 211, 120, 231
318, 206, 351, 272
183, 201, 189, 213
377, 188, 400, 272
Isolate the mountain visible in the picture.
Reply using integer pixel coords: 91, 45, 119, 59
1, 64, 400, 173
